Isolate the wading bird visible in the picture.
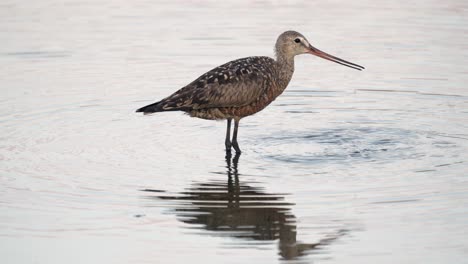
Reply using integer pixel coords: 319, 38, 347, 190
136, 31, 364, 153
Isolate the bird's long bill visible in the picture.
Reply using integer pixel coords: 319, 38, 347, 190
308, 46, 364, 71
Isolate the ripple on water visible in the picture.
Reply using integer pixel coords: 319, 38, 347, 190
259, 126, 427, 165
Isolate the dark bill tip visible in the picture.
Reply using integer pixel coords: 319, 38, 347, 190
308, 46, 364, 71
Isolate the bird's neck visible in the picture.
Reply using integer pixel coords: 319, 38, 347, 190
275, 53, 295, 90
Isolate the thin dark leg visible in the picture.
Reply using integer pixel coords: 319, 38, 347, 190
232, 119, 241, 153
225, 119, 232, 152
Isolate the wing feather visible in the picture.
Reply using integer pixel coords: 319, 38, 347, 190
158, 57, 276, 111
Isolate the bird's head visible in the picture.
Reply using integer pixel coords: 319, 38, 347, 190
275, 30, 364, 71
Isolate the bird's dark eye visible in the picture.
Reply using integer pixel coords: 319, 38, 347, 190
294, 38, 301, 43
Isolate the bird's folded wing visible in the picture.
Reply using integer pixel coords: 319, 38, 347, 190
158, 57, 276, 110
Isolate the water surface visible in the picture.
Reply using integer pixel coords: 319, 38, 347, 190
1, 1, 468, 263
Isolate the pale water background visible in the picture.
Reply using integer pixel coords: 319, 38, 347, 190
1, 1, 468, 263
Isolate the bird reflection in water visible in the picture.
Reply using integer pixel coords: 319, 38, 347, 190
142, 153, 346, 260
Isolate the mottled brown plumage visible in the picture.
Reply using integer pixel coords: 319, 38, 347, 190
136, 30, 364, 153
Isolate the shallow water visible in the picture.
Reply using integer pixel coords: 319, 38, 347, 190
1, 0, 468, 263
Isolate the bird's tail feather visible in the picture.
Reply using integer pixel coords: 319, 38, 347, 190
135, 101, 164, 114
136, 101, 187, 114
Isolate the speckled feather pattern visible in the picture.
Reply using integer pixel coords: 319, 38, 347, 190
155, 56, 294, 120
